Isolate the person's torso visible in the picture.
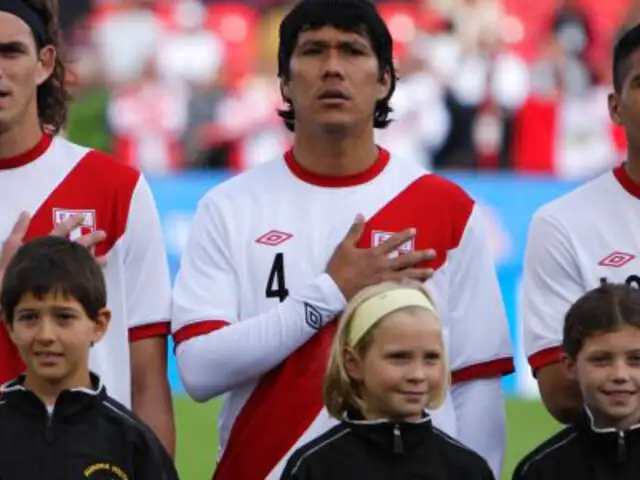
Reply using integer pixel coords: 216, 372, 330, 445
542, 165, 640, 294
209, 149, 481, 478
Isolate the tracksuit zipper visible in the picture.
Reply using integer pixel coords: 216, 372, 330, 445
393, 424, 403, 453
617, 430, 626, 463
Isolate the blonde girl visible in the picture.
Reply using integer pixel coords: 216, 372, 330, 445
281, 280, 494, 480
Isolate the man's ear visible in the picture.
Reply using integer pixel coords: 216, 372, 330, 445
36, 45, 56, 87
609, 92, 623, 126
562, 352, 578, 381
377, 69, 392, 101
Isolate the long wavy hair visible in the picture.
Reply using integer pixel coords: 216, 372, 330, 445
25, 0, 69, 134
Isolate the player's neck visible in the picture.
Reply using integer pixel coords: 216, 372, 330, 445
292, 127, 379, 177
0, 114, 44, 161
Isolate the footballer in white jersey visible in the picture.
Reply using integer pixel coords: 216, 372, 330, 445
0, 1, 174, 453
522, 24, 640, 424
173, 0, 513, 478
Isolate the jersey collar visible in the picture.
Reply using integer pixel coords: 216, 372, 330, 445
0, 133, 53, 170
613, 163, 640, 199
284, 146, 390, 187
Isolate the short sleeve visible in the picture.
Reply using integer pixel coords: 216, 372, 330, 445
171, 195, 238, 346
521, 211, 584, 373
445, 204, 514, 383
122, 176, 172, 341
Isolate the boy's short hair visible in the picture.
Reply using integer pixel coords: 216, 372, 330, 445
1, 236, 106, 323
613, 22, 640, 93
563, 283, 640, 358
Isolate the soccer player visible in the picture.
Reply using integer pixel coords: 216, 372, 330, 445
0, 0, 175, 453
522, 23, 640, 425
172, 0, 513, 478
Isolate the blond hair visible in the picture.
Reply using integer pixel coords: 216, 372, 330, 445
323, 279, 450, 420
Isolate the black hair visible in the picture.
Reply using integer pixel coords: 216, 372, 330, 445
613, 22, 640, 93
1, 236, 106, 324
563, 283, 640, 358
276, 0, 397, 132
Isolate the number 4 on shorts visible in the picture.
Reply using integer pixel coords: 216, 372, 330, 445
266, 253, 289, 302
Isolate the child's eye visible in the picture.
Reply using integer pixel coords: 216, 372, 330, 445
424, 352, 441, 363
589, 356, 611, 365
628, 354, 640, 364
55, 313, 76, 323
17, 313, 37, 322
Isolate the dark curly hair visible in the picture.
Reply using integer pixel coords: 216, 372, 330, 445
24, 0, 69, 134
277, 0, 397, 132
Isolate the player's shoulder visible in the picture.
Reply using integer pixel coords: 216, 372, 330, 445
285, 422, 353, 474
512, 425, 579, 478
56, 137, 141, 191
532, 169, 616, 228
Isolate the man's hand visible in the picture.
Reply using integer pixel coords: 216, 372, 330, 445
50, 213, 108, 266
327, 214, 437, 301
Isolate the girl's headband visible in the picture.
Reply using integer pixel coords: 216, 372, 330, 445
347, 288, 437, 347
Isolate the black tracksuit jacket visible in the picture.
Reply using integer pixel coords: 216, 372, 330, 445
280, 412, 495, 480
513, 408, 640, 480
0, 374, 178, 480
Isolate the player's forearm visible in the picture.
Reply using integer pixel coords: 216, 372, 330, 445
176, 274, 345, 402
451, 377, 506, 478
132, 379, 176, 457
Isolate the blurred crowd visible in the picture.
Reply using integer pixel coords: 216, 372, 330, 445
60, 0, 640, 178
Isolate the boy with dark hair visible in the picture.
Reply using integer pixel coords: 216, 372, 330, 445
0, 236, 179, 480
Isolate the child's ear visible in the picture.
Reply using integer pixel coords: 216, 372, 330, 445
91, 308, 111, 346
562, 352, 577, 380
343, 347, 364, 381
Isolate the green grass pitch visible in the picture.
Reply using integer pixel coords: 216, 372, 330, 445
173, 397, 561, 480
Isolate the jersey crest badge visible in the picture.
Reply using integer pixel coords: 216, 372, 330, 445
372, 230, 414, 257
53, 209, 96, 240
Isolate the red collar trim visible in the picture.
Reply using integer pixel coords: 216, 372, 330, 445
284, 147, 390, 187
0, 134, 53, 170
613, 163, 640, 199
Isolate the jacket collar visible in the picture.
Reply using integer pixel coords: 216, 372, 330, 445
0, 372, 106, 419
344, 409, 433, 455
576, 407, 640, 462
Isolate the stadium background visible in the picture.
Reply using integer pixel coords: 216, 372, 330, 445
59, 0, 638, 477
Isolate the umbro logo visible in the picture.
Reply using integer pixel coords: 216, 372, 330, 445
255, 230, 293, 246
598, 251, 636, 268
372, 230, 414, 258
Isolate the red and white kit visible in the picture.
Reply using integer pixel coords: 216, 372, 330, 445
0, 135, 172, 407
173, 148, 514, 479
523, 164, 640, 373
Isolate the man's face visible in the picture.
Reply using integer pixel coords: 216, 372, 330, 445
0, 13, 54, 134
281, 25, 391, 135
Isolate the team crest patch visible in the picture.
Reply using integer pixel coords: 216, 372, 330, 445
53, 209, 96, 240
371, 230, 415, 257
83, 462, 129, 480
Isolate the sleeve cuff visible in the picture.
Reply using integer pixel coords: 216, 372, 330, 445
528, 346, 564, 376
128, 321, 171, 343
451, 357, 515, 383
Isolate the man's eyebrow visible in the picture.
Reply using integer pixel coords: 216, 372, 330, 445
0, 41, 29, 51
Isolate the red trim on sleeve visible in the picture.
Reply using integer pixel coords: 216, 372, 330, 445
128, 322, 171, 343
528, 346, 564, 376
451, 357, 515, 384
172, 320, 230, 346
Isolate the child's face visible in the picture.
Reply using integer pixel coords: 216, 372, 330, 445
7, 291, 110, 391
345, 308, 445, 422
564, 325, 640, 429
